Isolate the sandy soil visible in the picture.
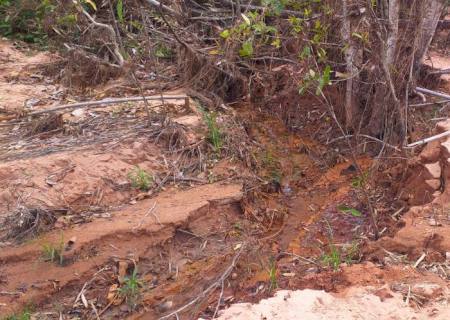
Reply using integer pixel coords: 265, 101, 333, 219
217, 286, 449, 320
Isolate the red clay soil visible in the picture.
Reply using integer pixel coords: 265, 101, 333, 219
0, 40, 449, 320
0, 183, 242, 315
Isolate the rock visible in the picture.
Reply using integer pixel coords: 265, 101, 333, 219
436, 120, 450, 133
412, 283, 443, 298
419, 140, 441, 163
173, 115, 201, 127
157, 300, 173, 313
71, 108, 85, 118
428, 218, 442, 226
424, 162, 441, 179
441, 140, 450, 159
425, 179, 441, 191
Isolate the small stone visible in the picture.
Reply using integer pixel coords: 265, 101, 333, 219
428, 218, 442, 226
231, 272, 238, 280
158, 300, 173, 313
71, 108, 85, 118
424, 162, 441, 179
25, 98, 40, 108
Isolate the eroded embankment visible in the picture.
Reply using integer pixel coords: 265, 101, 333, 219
0, 183, 243, 315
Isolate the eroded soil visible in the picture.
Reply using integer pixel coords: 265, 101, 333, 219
0, 40, 449, 320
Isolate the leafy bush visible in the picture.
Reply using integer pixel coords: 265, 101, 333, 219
0, 0, 55, 45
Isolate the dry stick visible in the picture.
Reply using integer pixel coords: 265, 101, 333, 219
25, 95, 187, 117
212, 279, 225, 319
430, 68, 450, 75
328, 134, 401, 152
404, 129, 450, 149
413, 252, 427, 268
409, 99, 450, 107
416, 87, 450, 100
158, 244, 245, 320
77, 2, 124, 67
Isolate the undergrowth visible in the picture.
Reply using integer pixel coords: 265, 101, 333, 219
128, 166, 153, 191
41, 233, 64, 266
4, 306, 33, 320
0, 0, 54, 45
119, 268, 143, 310
322, 241, 360, 271
267, 257, 278, 291
204, 111, 223, 152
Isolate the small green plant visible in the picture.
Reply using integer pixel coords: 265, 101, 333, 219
4, 308, 32, 320
41, 233, 64, 266
351, 171, 369, 188
154, 44, 173, 59
128, 166, 153, 191
204, 112, 222, 152
119, 268, 143, 310
267, 258, 278, 291
322, 244, 341, 271
298, 65, 332, 96
337, 205, 362, 217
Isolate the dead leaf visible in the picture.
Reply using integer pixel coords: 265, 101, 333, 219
81, 292, 88, 308
107, 284, 123, 306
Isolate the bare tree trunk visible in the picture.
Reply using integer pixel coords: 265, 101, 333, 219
415, 0, 446, 67
386, 0, 400, 65
341, 0, 358, 129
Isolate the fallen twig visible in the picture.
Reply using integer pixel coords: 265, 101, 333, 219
281, 251, 320, 267
409, 99, 450, 107
416, 87, 450, 100
25, 95, 188, 117
405, 130, 450, 148
73, 267, 109, 307
327, 134, 400, 151
133, 202, 159, 229
430, 68, 450, 75
159, 244, 246, 319
413, 252, 427, 268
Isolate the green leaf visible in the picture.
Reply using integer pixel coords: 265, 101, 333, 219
316, 65, 332, 95
117, 0, 124, 23
220, 29, 230, 39
299, 46, 311, 59
271, 37, 281, 48
239, 40, 253, 57
337, 205, 362, 217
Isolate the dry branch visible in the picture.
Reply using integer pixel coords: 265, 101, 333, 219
405, 130, 450, 149
158, 244, 246, 319
25, 95, 188, 117
416, 87, 450, 100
